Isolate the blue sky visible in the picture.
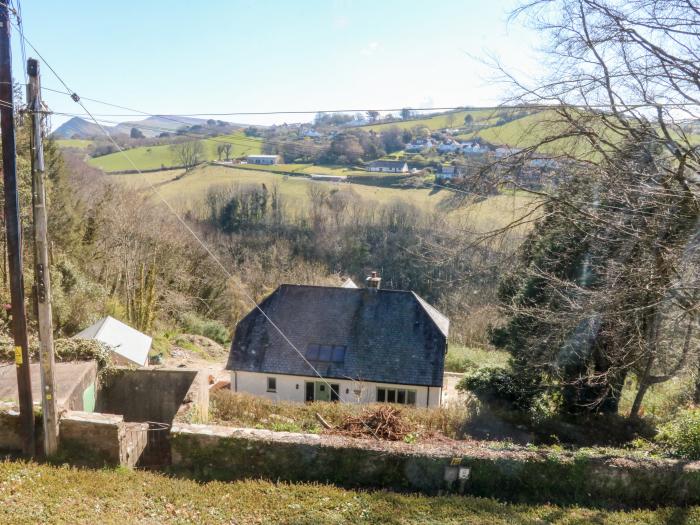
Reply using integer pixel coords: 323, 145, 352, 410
13, 0, 541, 127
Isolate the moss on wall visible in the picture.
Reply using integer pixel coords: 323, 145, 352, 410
170, 425, 700, 507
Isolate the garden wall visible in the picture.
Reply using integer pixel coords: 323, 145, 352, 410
60, 411, 147, 467
171, 423, 700, 507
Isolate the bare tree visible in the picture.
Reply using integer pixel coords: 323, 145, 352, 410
171, 140, 204, 171
485, 0, 700, 415
223, 143, 233, 161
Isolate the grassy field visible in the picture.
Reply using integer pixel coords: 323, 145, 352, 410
0, 461, 694, 524
360, 109, 503, 133
112, 165, 536, 232
53, 139, 93, 150
445, 346, 510, 373
87, 132, 263, 172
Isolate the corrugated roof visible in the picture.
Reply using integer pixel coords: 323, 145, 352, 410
227, 284, 448, 387
74, 316, 151, 367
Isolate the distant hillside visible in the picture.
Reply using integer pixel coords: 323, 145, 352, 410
111, 116, 202, 137
52, 115, 244, 139
51, 117, 105, 139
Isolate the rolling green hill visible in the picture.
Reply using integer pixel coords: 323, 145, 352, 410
87, 132, 263, 172
360, 109, 503, 133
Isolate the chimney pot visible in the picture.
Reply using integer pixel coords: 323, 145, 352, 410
366, 271, 381, 291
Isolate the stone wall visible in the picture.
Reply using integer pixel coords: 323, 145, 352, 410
60, 411, 147, 467
96, 368, 208, 424
0, 407, 22, 451
171, 423, 700, 507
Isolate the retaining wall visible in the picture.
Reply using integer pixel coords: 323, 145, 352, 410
60, 411, 147, 467
171, 423, 700, 507
96, 367, 208, 423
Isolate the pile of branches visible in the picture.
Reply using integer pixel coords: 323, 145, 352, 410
332, 405, 411, 441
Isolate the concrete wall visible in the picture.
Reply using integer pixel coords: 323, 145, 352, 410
232, 371, 442, 408
96, 367, 208, 423
60, 411, 147, 467
171, 423, 700, 507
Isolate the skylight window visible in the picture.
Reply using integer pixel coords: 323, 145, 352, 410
306, 344, 346, 363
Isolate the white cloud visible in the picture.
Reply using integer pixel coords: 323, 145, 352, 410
360, 42, 379, 56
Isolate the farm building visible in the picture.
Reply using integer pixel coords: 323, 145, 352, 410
74, 316, 152, 367
227, 273, 449, 407
246, 154, 280, 165
366, 160, 409, 173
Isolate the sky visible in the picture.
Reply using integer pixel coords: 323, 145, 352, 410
11, 0, 543, 128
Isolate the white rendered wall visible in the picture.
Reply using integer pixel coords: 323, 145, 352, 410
232, 371, 442, 407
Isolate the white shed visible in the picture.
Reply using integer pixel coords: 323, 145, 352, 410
74, 316, 152, 367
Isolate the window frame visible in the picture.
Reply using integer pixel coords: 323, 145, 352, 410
266, 377, 277, 393
376, 387, 417, 406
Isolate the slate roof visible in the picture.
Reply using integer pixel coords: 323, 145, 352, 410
227, 284, 449, 387
366, 160, 408, 169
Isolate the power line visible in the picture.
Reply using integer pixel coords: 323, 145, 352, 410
15, 22, 382, 434
40, 84, 700, 117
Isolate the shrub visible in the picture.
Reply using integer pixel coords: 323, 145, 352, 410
458, 366, 535, 410
179, 312, 230, 345
655, 408, 700, 460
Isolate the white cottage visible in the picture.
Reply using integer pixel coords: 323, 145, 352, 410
226, 274, 449, 407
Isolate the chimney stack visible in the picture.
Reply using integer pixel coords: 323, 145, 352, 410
366, 271, 381, 291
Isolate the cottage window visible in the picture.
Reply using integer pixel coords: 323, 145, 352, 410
376, 387, 417, 406
266, 377, 277, 392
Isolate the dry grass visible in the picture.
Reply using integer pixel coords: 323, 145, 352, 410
208, 390, 478, 440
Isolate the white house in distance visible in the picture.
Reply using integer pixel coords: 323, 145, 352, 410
226, 273, 449, 407
74, 316, 152, 367
246, 154, 280, 165
366, 160, 409, 173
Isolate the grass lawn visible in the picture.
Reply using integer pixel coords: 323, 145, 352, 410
112, 165, 537, 233
445, 346, 510, 373
87, 132, 263, 172
53, 139, 93, 150
0, 461, 694, 524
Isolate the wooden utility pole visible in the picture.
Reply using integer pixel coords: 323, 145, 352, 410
27, 58, 58, 455
0, 2, 34, 455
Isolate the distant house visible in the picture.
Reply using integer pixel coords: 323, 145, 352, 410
437, 141, 460, 154
438, 165, 458, 179
74, 316, 151, 367
460, 142, 485, 155
366, 160, 409, 173
405, 138, 434, 153
300, 129, 322, 138
493, 146, 521, 158
227, 275, 449, 407
246, 155, 280, 165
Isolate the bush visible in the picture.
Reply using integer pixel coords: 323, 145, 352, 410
655, 408, 700, 460
179, 312, 230, 345
458, 366, 536, 410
